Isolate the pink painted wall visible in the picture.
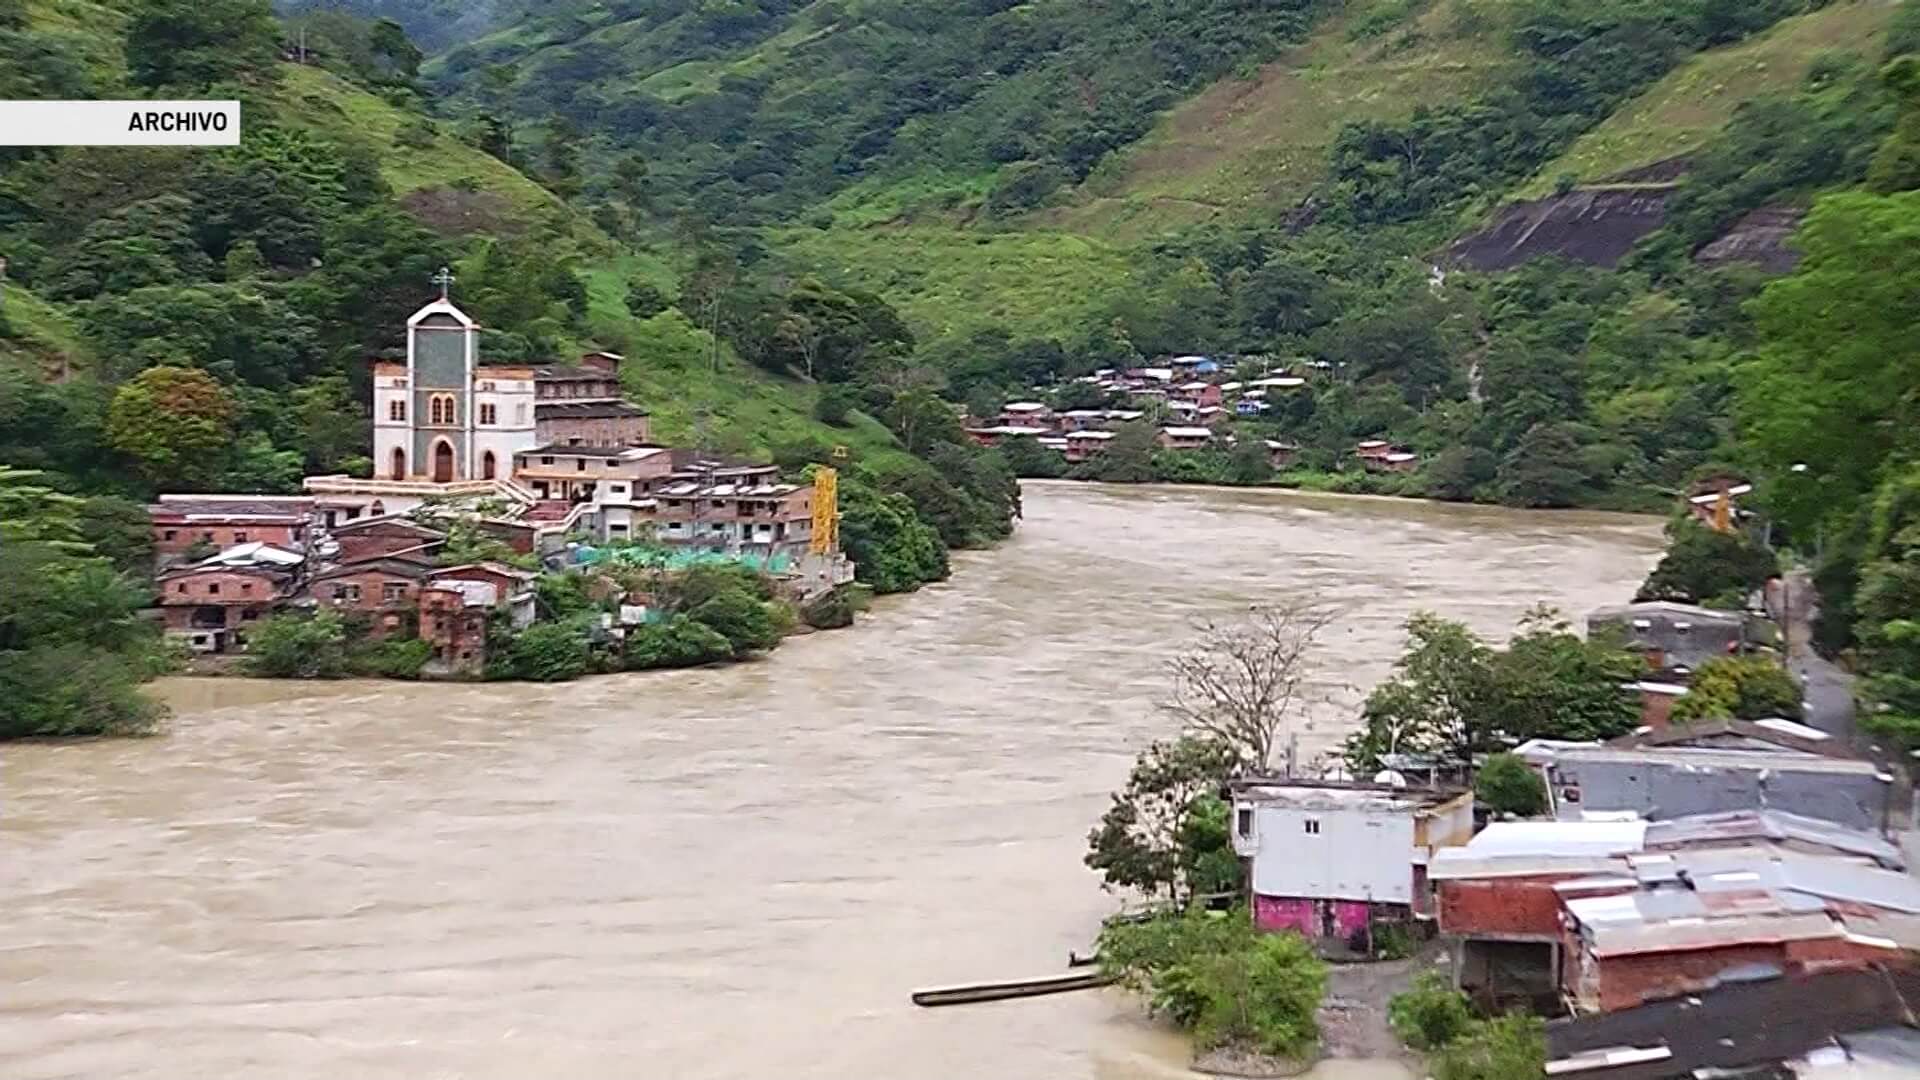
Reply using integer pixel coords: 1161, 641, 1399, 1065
1253, 895, 1374, 939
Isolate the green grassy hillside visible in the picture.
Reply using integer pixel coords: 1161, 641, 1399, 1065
1511, 0, 1902, 198
0, 1, 908, 467
1051, 0, 1511, 241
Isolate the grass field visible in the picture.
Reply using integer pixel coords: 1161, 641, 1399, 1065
1048, 0, 1512, 241
1510, 0, 1900, 197
773, 223, 1134, 342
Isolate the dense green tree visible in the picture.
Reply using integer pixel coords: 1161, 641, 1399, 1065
1637, 519, 1778, 605
838, 481, 949, 593
1495, 422, 1592, 508
43, 196, 212, 301
83, 284, 322, 387
1085, 421, 1161, 483
1474, 752, 1549, 817
1670, 655, 1803, 723
1085, 735, 1237, 903
106, 365, 237, 489
1001, 434, 1066, 478
494, 621, 591, 682
621, 616, 735, 670
1738, 192, 1920, 536
125, 0, 281, 90
689, 589, 782, 655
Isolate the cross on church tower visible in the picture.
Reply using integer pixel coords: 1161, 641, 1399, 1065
431, 265, 455, 301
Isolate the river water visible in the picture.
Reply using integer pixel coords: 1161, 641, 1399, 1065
1, 482, 1662, 1080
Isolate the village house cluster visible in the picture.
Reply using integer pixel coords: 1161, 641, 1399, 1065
960, 354, 1420, 472
146, 284, 851, 664
1222, 567, 1917, 1078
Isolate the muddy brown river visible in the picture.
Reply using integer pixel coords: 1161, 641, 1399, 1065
2, 482, 1661, 1080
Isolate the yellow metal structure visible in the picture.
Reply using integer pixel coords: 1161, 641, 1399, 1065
1712, 489, 1733, 533
810, 466, 839, 554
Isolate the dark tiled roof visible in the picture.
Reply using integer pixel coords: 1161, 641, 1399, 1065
532, 364, 607, 380
149, 496, 313, 519
519, 443, 648, 459
310, 557, 435, 582
1547, 967, 1920, 1080
328, 515, 446, 538
535, 400, 650, 419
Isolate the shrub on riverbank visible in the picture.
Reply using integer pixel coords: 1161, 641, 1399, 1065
1100, 908, 1326, 1060
621, 616, 734, 670
1388, 974, 1475, 1051
349, 637, 432, 679
490, 621, 591, 682
248, 612, 351, 678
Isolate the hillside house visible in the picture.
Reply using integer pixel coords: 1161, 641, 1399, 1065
998, 402, 1054, 429
156, 563, 298, 652
306, 557, 434, 638
1063, 430, 1115, 463
418, 583, 493, 675
1588, 601, 1750, 672
1513, 743, 1892, 832
1265, 440, 1300, 469
148, 495, 314, 564
1230, 779, 1473, 945
1158, 426, 1214, 451
323, 515, 447, 565
430, 563, 537, 628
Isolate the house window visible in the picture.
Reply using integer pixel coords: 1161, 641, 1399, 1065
241, 582, 253, 595
610, 484, 626, 494
176, 583, 187, 594
1303, 819, 1321, 835
234, 532, 248, 543
479, 403, 497, 425
1235, 807, 1254, 838
334, 584, 362, 602
242, 609, 258, 621
163, 529, 177, 541
208, 583, 221, 595
516, 403, 529, 424
540, 456, 554, 465
576, 459, 587, 471
429, 393, 456, 425
382, 583, 408, 603
389, 399, 406, 421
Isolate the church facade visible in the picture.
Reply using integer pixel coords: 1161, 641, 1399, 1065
371, 295, 648, 483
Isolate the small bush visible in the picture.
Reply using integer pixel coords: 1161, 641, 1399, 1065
1432, 1014, 1547, 1080
621, 616, 733, 670
814, 384, 856, 426
493, 622, 590, 682
1100, 909, 1326, 1058
1389, 973, 1475, 1050
247, 612, 349, 678
349, 636, 431, 679
1474, 752, 1548, 817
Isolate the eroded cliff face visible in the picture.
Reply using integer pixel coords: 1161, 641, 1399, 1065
1447, 186, 1675, 271
1448, 185, 1804, 273
1695, 206, 1806, 273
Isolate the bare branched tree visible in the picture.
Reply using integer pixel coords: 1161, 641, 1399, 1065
1160, 600, 1335, 774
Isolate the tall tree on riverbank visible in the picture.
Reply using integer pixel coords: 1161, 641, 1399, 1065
1161, 600, 1335, 773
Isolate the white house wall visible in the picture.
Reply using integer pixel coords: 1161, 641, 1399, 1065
1249, 805, 1414, 903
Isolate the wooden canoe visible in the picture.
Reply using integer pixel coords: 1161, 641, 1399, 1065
910, 970, 1114, 1007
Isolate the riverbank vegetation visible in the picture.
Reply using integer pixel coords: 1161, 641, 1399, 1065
1100, 908, 1328, 1066
0, 467, 170, 738
239, 560, 862, 685
1390, 977, 1547, 1080
1341, 608, 1641, 774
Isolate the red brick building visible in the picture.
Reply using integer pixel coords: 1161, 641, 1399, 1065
326, 516, 447, 564
306, 558, 434, 638
148, 495, 314, 562
155, 565, 296, 651
418, 585, 490, 674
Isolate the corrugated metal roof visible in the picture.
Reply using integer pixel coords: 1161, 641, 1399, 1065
1430, 851, 1628, 880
